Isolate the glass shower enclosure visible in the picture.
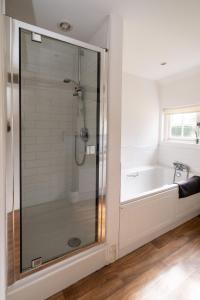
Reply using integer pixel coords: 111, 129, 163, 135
7, 19, 106, 279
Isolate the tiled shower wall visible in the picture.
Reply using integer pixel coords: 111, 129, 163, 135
78, 49, 98, 202
21, 82, 74, 207
21, 32, 98, 207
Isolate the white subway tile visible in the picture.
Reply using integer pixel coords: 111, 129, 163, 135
22, 137, 36, 145
22, 152, 36, 161
22, 168, 37, 176
24, 160, 50, 169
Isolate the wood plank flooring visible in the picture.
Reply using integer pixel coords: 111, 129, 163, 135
47, 216, 200, 300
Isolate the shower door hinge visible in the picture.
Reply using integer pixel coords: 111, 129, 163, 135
31, 257, 42, 268
32, 32, 42, 43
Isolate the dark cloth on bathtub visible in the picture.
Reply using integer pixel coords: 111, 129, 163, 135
178, 176, 200, 198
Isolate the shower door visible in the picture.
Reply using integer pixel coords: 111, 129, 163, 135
8, 20, 106, 276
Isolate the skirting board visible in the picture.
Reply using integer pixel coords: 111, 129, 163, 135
7, 245, 107, 300
119, 209, 200, 258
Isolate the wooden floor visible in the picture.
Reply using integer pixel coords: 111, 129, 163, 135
48, 216, 200, 300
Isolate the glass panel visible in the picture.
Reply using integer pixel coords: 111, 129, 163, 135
20, 29, 100, 272
171, 125, 182, 136
169, 112, 197, 139
183, 126, 193, 137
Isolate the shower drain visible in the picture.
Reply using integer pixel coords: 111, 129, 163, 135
68, 237, 81, 248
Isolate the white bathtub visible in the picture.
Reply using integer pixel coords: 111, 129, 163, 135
119, 165, 200, 258
121, 165, 191, 203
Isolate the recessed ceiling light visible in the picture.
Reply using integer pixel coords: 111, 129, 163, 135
160, 62, 167, 66
58, 21, 72, 32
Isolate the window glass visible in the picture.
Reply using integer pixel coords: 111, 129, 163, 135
169, 113, 197, 139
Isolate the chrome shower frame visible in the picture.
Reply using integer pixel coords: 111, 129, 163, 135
6, 17, 107, 282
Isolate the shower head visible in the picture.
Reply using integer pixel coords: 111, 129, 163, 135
63, 78, 83, 97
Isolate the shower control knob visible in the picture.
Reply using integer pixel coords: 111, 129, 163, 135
86, 145, 96, 155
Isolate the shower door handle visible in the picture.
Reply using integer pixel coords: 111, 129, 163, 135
127, 172, 139, 178
7, 120, 11, 132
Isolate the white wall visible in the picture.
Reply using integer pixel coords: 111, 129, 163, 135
91, 14, 123, 260
121, 73, 159, 170
105, 14, 123, 260
159, 66, 200, 108
6, 0, 36, 25
89, 16, 109, 49
158, 66, 200, 172
0, 2, 7, 300
158, 143, 200, 173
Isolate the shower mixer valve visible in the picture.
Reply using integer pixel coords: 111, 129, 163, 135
80, 127, 89, 142
73, 86, 83, 97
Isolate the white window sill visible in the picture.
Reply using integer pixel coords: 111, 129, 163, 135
160, 140, 200, 149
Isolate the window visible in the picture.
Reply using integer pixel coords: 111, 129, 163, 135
163, 106, 200, 142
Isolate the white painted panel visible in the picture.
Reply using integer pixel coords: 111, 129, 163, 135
7, 246, 107, 300
176, 193, 200, 219
120, 189, 176, 254
119, 187, 200, 257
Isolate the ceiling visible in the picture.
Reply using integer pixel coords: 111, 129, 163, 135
122, 0, 200, 80
6, 0, 118, 41
6, 0, 200, 80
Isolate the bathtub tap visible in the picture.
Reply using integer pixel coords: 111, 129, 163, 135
173, 161, 190, 183
127, 172, 139, 178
